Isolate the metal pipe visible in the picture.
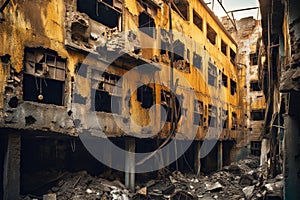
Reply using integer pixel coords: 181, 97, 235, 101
227, 7, 259, 13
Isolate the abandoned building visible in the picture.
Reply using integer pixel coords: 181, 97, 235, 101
222, 16, 266, 158
259, 0, 300, 199
3, 0, 300, 199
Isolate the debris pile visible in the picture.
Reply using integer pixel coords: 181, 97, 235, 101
21, 156, 283, 200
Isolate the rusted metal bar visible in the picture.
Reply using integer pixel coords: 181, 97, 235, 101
227, 7, 259, 13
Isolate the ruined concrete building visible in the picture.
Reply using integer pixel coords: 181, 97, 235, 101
222, 16, 266, 158
0, 0, 245, 199
259, 0, 300, 199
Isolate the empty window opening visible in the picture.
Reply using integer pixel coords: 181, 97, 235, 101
173, 40, 185, 61
230, 79, 237, 95
222, 73, 228, 87
193, 10, 203, 31
222, 109, 228, 128
230, 48, 236, 64
221, 40, 227, 56
208, 63, 217, 86
207, 24, 217, 45
171, 0, 189, 20
250, 80, 261, 91
160, 29, 170, 55
193, 53, 202, 70
92, 72, 122, 114
139, 12, 156, 38
173, 40, 190, 73
250, 53, 258, 66
77, 0, 121, 29
137, 85, 154, 109
161, 90, 181, 123
231, 112, 237, 130
251, 141, 261, 156
23, 48, 66, 106
251, 109, 265, 121
193, 100, 204, 126
208, 104, 217, 127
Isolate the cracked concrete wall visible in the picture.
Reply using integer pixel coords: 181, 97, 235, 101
0, 0, 242, 140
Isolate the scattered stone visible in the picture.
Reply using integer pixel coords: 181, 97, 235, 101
243, 186, 255, 200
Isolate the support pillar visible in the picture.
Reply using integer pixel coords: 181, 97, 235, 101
3, 133, 20, 200
125, 138, 135, 192
194, 141, 201, 176
284, 115, 300, 200
217, 141, 223, 170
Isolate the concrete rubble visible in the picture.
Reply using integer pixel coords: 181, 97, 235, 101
20, 156, 283, 200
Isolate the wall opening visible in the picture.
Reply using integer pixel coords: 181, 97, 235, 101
230, 79, 237, 95
250, 80, 261, 91
231, 112, 237, 130
193, 100, 204, 126
222, 73, 228, 87
230, 48, 236, 64
139, 12, 156, 38
250, 53, 258, 66
77, 0, 122, 29
221, 40, 227, 56
222, 109, 228, 128
193, 10, 203, 31
250, 109, 265, 121
92, 72, 122, 114
208, 63, 217, 86
206, 24, 217, 45
193, 53, 202, 71
137, 85, 154, 109
250, 141, 261, 156
172, 0, 189, 20
23, 48, 66, 106
208, 104, 217, 127
161, 90, 181, 122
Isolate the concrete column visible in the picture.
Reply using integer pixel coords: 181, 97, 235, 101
3, 133, 20, 200
217, 141, 223, 170
125, 138, 135, 191
194, 141, 201, 176
283, 115, 300, 200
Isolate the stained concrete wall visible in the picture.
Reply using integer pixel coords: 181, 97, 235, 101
0, 0, 242, 141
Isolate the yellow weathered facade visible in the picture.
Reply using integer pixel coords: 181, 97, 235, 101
0, 0, 243, 197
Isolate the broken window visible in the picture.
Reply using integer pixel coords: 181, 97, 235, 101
23, 48, 66, 106
92, 72, 122, 114
139, 12, 156, 38
161, 90, 181, 122
222, 109, 228, 128
250, 80, 261, 91
193, 53, 202, 71
208, 63, 217, 87
173, 40, 190, 73
251, 109, 265, 121
207, 24, 217, 45
77, 0, 122, 29
221, 40, 227, 56
171, 0, 189, 21
222, 73, 228, 87
193, 10, 203, 31
231, 112, 237, 130
137, 85, 154, 109
250, 53, 258, 66
193, 100, 204, 126
230, 48, 236, 64
208, 104, 217, 128
230, 79, 236, 95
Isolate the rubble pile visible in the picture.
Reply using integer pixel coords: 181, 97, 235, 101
21, 156, 283, 200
